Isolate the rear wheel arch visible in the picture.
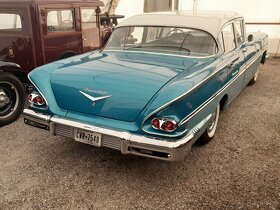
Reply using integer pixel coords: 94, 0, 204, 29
219, 94, 228, 111
261, 50, 267, 64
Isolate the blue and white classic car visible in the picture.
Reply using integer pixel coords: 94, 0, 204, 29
23, 11, 268, 161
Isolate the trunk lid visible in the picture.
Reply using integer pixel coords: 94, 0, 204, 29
51, 51, 196, 122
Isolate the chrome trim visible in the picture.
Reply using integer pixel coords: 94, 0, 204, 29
142, 49, 264, 133
179, 50, 263, 125
141, 61, 231, 129
151, 118, 177, 133
104, 49, 218, 59
0, 89, 10, 108
28, 92, 46, 106
23, 109, 215, 161
79, 91, 112, 105
0, 81, 20, 119
23, 109, 51, 127
27, 74, 49, 110
50, 115, 132, 140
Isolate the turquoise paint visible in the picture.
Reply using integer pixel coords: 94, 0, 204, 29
28, 43, 264, 140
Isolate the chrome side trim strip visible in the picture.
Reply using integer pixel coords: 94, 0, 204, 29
104, 49, 218, 59
141, 61, 232, 128
179, 67, 242, 126
179, 50, 263, 126
142, 49, 264, 135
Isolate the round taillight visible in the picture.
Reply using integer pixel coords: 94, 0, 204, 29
162, 120, 177, 132
34, 96, 45, 105
151, 118, 160, 129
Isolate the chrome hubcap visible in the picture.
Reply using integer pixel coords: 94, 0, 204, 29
254, 71, 259, 81
208, 111, 217, 132
0, 89, 10, 108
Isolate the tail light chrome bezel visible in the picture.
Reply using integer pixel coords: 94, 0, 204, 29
28, 92, 48, 110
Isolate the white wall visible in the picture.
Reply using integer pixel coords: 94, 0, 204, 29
115, 0, 144, 19
115, 0, 280, 56
179, 0, 280, 56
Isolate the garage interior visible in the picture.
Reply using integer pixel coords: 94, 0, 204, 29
0, 0, 279, 209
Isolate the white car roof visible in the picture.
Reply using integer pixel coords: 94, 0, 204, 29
117, 11, 243, 38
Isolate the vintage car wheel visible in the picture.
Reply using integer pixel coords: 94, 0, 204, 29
199, 103, 220, 144
0, 72, 25, 126
248, 67, 259, 86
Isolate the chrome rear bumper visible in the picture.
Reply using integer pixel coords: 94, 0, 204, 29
23, 109, 198, 161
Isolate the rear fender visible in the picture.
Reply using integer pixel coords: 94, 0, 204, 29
0, 61, 29, 84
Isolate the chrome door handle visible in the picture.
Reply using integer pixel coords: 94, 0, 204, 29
227, 62, 235, 68
227, 56, 240, 68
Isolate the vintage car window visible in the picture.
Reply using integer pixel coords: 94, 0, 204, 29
222, 24, 236, 52
47, 10, 74, 32
234, 20, 244, 45
105, 26, 217, 57
127, 27, 144, 45
218, 33, 225, 52
0, 13, 22, 31
105, 26, 130, 49
81, 8, 97, 29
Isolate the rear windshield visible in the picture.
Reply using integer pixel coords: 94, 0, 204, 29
104, 26, 218, 57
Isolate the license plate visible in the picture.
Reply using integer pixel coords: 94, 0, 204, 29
74, 128, 102, 147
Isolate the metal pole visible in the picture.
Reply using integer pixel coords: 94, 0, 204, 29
193, 0, 198, 13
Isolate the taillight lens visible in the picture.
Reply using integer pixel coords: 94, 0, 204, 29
162, 120, 177, 132
28, 93, 46, 106
151, 118, 177, 133
151, 118, 160, 129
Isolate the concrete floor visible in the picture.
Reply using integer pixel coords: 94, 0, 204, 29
0, 58, 279, 210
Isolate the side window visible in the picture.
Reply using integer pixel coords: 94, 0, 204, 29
0, 13, 22, 31
47, 10, 74, 32
221, 24, 236, 52
234, 20, 244, 45
218, 33, 224, 52
126, 27, 144, 46
106, 27, 130, 49
146, 27, 162, 42
81, 8, 97, 29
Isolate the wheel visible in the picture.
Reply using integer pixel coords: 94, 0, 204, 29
199, 103, 220, 144
248, 67, 259, 86
0, 72, 25, 126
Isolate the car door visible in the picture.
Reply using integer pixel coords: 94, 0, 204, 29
80, 7, 101, 52
0, 5, 35, 72
219, 22, 245, 102
39, 5, 83, 63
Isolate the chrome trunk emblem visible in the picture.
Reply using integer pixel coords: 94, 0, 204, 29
79, 91, 111, 106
